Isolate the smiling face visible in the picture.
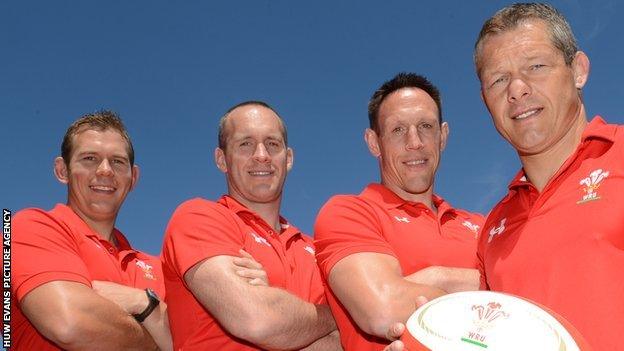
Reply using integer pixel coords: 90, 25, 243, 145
54, 128, 138, 224
365, 87, 448, 202
215, 104, 293, 206
478, 20, 589, 156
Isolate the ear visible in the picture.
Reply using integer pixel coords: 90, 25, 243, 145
286, 147, 294, 172
572, 51, 590, 89
215, 147, 228, 173
54, 157, 69, 184
440, 122, 449, 151
130, 165, 140, 191
364, 128, 381, 157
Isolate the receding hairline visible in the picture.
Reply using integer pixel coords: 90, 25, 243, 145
218, 102, 288, 149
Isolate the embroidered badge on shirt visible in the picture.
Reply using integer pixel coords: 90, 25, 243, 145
462, 220, 480, 238
136, 260, 156, 280
250, 232, 271, 247
487, 218, 506, 243
577, 169, 609, 204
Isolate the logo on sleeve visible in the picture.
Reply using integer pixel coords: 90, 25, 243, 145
250, 232, 271, 247
394, 216, 410, 223
136, 260, 156, 280
487, 218, 506, 243
577, 169, 609, 204
304, 246, 315, 255
462, 220, 480, 238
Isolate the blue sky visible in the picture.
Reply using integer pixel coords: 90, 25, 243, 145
2, 0, 623, 256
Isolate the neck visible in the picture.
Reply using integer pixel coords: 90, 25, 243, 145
67, 204, 116, 243
231, 195, 282, 231
383, 182, 436, 214
519, 113, 588, 192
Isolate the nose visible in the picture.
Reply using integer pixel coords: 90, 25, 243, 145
252, 143, 270, 162
507, 76, 531, 102
406, 125, 424, 150
96, 159, 114, 176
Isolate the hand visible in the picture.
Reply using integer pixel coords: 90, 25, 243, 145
233, 249, 269, 286
91, 280, 147, 315
382, 296, 429, 351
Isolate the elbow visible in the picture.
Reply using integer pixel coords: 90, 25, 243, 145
352, 302, 402, 338
225, 310, 279, 346
42, 314, 90, 349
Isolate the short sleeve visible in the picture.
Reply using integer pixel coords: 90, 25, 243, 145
161, 199, 244, 280
13, 209, 91, 301
313, 195, 397, 279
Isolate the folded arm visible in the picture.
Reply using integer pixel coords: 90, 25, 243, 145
328, 252, 446, 339
185, 255, 337, 350
404, 266, 479, 293
20, 281, 157, 351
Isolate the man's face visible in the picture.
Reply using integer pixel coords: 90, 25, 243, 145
365, 88, 448, 200
55, 128, 138, 223
215, 105, 293, 205
478, 20, 589, 156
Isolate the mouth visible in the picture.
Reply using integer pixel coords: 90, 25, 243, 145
248, 170, 274, 177
403, 159, 427, 167
90, 185, 116, 194
512, 108, 543, 120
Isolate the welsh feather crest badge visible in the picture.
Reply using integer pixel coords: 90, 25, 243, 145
577, 169, 609, 204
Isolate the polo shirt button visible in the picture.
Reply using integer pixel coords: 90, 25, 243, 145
108, 247, 114, 253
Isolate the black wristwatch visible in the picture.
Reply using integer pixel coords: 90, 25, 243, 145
133, 288, 160, 323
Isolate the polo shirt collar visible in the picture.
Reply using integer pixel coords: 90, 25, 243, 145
53, 203, 135, 252
508, 116, 615, 190
217, 195, 302, 240
360, 183, 456, 217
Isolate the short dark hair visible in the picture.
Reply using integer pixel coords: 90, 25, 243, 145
474, 3, 578, 76
217, 100, 288, 150
368, 73, 442, 133
61, 110, 134, 166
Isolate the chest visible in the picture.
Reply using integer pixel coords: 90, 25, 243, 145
239, 223, 317, 292
378, 207, 479, 273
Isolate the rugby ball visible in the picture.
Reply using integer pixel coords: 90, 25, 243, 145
401, 291, 589, 351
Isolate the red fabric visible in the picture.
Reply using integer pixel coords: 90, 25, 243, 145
11, 204, 164, 351
161, 196, 325, 350
314, 184, 484, 351
478, 117, 624, 351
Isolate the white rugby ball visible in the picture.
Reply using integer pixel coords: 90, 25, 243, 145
401, 291, 589, 351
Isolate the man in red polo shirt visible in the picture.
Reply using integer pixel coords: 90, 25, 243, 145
474, 4, 624, 351
12, 111, 171, 350
161, 101, 340, 350
314, 73, 485, 351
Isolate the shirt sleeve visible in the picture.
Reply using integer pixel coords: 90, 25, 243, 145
161, 199, 244, 280
13, 209, 92, 302
313, 195, 397, 280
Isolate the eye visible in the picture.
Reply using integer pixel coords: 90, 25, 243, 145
530, 64, 545, 70
419, 122, 433, 130
392, 126, 406, 134
112, 158, 127, 165
490, 75, 508, 87
82, 156, 96, 161
239, 141, 253, 148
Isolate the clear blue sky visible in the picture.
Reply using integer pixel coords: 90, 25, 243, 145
2, 1, 623, 255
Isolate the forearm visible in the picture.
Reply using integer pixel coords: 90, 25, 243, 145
300, 330, 342, 351
404, 266, 479, 293
21, 281, 157, 351
142, 303, 173, 351
252, 288, 336, 350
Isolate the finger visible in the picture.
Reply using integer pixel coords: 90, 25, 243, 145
233, 257, 263, 270
385, 322, 405, 341
248, 278, 268, 286
385, 340, 405, 351
238, 249, 253, 259
415, 295, 429, 308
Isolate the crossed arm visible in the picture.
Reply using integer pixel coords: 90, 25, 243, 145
328, 252, 478, 340
185, 254, 340, 350
20, 281, 161, 350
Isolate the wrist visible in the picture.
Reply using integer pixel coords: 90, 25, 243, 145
133, 288, 160, 323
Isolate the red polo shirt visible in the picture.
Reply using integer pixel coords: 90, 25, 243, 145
161, 196, 325, 350
11, 204, 164, 351
314, 184, 484, 351
478, 117, 624, 351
